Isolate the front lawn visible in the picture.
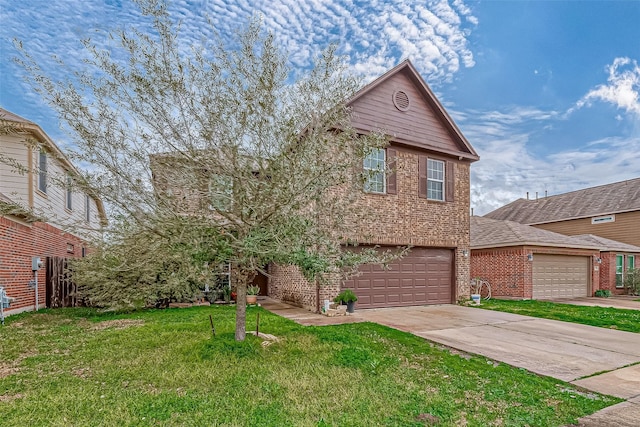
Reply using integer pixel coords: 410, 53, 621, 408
476, 299, 640, 333
0, 306, 618, 426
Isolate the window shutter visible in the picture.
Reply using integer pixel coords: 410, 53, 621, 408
445, 161, 455, 202
418, 155, 427, 198
386, 148, 397, 194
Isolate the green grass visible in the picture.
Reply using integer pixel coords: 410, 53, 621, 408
0, 306, 619, 426
476, 299, 640, 333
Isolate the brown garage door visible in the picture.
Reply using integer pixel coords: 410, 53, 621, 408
532, 254, 589, 299
342, 247, 453, 308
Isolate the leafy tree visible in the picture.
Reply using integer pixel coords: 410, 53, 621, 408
16, 0, 395, 340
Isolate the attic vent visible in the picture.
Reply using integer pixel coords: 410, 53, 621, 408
393, 90, 410, 112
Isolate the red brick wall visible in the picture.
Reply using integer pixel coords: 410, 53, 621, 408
471, 247, 531, 298
598, 251, 640, 295
472, 246, 600, 299
0, 216, 86, 314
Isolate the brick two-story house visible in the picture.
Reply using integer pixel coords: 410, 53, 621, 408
269, 60, 479, 311
0, 108, 106, 314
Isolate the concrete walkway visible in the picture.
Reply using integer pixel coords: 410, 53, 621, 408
262, 299, 640, 426
556, 296, 640, 311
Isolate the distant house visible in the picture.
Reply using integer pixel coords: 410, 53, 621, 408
470, 216, 640, 299
484, 178, 640, 247
153, 60, 479, 312
0, 108, 107, 314
484, 178, 640, 293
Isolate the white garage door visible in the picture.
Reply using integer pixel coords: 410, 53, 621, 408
532, 254, 589, 299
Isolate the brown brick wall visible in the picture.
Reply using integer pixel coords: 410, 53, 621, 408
0, 216, 86, 314
271, 149, 472, 311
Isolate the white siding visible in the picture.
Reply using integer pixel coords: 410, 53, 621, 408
1, 132, 103, 238
0, 134, 30, 206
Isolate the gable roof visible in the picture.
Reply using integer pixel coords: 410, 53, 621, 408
347, 59, 479, 161
485, 178, 640, 224
470, 216, 602, 250
0, 107, 108, 225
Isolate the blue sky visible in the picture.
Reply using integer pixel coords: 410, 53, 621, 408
1, 0, 639, 215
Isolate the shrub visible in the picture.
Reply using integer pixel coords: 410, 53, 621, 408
594, 289, 611, 298
334, 289, 358, 304
625, 268, 640, 295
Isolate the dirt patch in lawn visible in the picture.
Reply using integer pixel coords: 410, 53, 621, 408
0, 364, 20, 379
90, 319, 145, 331
0, 393, 24, 402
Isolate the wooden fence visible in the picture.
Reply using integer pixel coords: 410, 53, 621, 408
46, 257, 79, 308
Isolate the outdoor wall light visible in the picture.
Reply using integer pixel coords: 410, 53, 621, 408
527, 254, 534, 262
462, 249, 469, 257
595, 257, 602, 264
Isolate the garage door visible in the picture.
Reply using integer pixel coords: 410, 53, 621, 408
342, 247, 453, 308
532, 254, 589, 299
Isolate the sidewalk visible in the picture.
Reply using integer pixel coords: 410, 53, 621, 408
558, 296, 640, 311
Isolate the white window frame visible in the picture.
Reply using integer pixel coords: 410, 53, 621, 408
427, 159, 445, 201
616, 254, 624, 288
38, 150, 47, 193
363, 148, 386, 194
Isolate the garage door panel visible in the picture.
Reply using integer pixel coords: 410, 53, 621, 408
342, 247, 453, 308
533, 255, 589, 299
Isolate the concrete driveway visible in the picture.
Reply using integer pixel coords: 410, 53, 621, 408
354, 305, 640, 399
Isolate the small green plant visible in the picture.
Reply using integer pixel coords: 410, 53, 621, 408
247, 285, 260, 296
334, 289, 358, 304
625, 268, 640, 295
594, 289, 611, 298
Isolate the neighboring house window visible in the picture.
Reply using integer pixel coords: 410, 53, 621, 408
66, 174, 73, 210
427, 159, 445, 201
616, 254, 624, 288
209, 175, 233, 211
629, 255, 635, 272
85, 194, 91, 223
363, 148, 385, 194
38, 150, 47, 193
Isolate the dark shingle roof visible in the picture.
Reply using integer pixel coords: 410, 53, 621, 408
573, 234, 640, 253
484, 178, 640, 224
470, 216, 601, 250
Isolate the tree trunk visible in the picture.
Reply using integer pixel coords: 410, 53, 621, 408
235, 279, 247, 341
233, 267, 257, 341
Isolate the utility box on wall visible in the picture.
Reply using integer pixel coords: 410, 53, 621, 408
32, 257, 43, 271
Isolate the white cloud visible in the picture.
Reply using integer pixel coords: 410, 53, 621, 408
458, 106, 640, 215
574, 57, 640, 118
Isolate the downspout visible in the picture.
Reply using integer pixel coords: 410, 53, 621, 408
34, 269, 39, 311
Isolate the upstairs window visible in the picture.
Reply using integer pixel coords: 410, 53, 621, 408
66, 174, 73, 210
363, 148, 386, 194
427, 159, 444, 201
38, 150, 47, 193
209, 175, 233, 211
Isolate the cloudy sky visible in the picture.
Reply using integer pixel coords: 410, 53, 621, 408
1, 0, 639, 215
